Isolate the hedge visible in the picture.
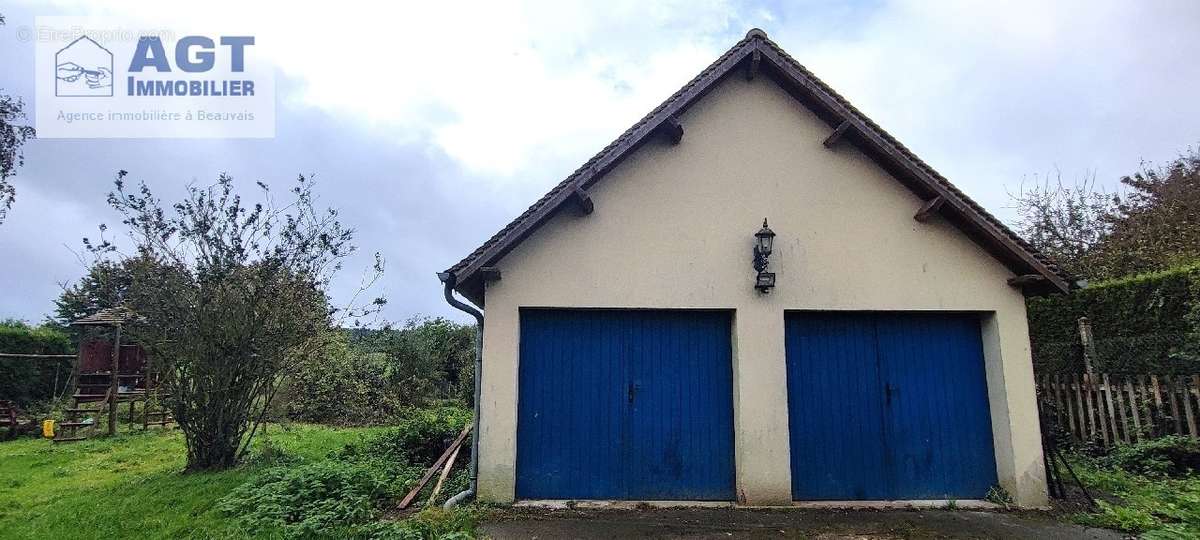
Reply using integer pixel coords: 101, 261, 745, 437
0, 321, 74, 407
1027, 264, 1200, 374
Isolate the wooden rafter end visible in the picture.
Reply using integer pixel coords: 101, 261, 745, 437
914, 196, 945, 222
823, 120, 852, 148
569, 187, 594, 215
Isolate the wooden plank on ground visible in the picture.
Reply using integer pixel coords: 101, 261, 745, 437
397, 423, 472, 510
427, 443, 463, 505
1126, 377, 1143, 441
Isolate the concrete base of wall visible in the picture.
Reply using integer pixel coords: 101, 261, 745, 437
791, 500, 999, 510
512, 500, 1008, 510
514, 500, 735, 510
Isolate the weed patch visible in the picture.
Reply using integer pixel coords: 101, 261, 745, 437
218, 461, 390, 536
1102, 436, 1200, 477
217, 406, 475, 538
1067, 450, 1200, 536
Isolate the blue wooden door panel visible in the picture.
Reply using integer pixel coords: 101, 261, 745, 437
786, 312, 889, 500
876, 313, 997, 500
517, 309, 735, 500
786, 312, 998, 501
516, 310, 626, 499
627, 311, 735, 499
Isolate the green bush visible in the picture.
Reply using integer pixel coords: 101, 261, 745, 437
284, 332, 404, 425
340, 406, 472, 466
1103, 436, 1200, 477
352, 318, 477, 407
222, 406, 476, 538
338, 405, 472, 507
1028, 264, 1200, 373
283, 319, 476, 426
217, 461, 390, 536
0, 320, 73, 407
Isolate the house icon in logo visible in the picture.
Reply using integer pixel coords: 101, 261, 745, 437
56, 35, 113, 97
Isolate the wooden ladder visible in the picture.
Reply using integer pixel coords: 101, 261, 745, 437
54, 389, 110, 443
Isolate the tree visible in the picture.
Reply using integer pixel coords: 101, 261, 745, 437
0, 14, 37, 225
90, 171, 382, 470
366, 317, 476, 405
284, 331, 401, 424
54, 254, 147, 325
1092, 148, 1200, 278
1010, 147, 1200, 280
283, 318, 476, 425
1009, 171, 1116, 279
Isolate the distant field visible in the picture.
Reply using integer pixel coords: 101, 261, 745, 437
0, 425, 382, 539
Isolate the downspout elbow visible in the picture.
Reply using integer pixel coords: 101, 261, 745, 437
437, 272, 483, 325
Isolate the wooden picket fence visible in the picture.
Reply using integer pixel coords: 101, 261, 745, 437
1037, 373, 1200, 446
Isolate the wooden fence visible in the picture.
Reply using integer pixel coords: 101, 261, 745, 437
1037, 373, 1200, 446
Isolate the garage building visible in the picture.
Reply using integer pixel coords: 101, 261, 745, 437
438, 29, 1068, 508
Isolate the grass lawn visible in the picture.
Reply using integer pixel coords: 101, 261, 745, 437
0, 424, 385, 539
1066, 455, 1200, 538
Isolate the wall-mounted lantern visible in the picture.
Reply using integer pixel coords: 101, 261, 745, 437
753, 218, 776, 293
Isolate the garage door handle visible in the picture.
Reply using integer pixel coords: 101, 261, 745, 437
628, 382, 636, 404
885, 383, 893, 405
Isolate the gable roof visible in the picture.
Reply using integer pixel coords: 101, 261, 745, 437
71, 306, 135, 326
442, 29, 1071, 305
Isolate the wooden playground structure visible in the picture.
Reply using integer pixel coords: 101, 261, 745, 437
0, 308, 173, 441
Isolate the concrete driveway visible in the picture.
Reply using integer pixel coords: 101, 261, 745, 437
480, 507, 1127, 539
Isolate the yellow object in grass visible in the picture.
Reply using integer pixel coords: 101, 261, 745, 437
42, 419, 54, 438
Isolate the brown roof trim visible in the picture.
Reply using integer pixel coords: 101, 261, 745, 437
444, 29, 1070, 304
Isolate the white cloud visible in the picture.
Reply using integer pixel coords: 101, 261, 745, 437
24, 0, 758, 178
17, 0, 1200, 194
4, 0, 1200, 323
770, 0, 1200, 218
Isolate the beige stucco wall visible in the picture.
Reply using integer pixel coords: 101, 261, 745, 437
472, 73, 1048, 507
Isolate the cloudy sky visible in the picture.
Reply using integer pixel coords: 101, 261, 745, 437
1, 0, 1198, 325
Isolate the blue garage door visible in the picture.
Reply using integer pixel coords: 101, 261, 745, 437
786, 312, 997, 500
517, 309, 735, 500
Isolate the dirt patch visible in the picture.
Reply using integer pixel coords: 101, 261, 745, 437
481, 507, 1128, 539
